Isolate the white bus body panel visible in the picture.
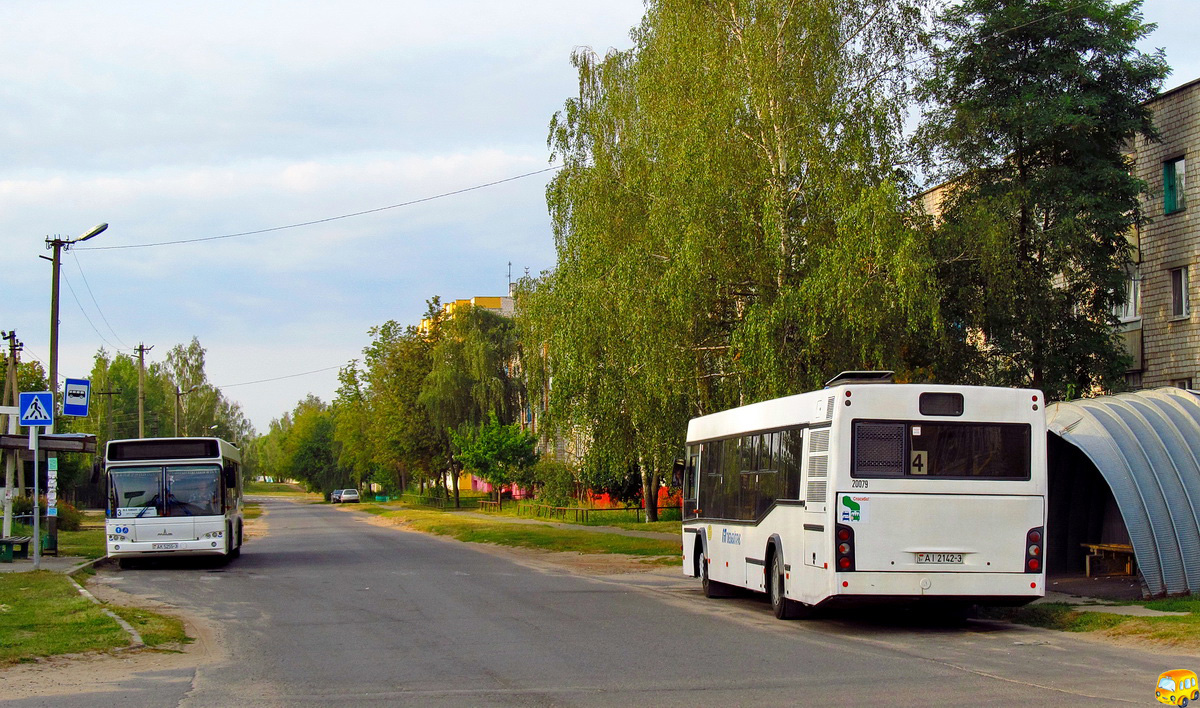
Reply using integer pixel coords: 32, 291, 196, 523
842, 493, 1043, 573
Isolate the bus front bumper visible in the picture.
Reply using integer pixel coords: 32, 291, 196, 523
108, 538, 226, 558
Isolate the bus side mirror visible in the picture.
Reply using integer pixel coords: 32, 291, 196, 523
671, 458, 686, 489
90, 460, 103, 484
223, 463, 237, 488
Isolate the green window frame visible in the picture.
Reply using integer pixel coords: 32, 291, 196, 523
1165, 157, 1186, 215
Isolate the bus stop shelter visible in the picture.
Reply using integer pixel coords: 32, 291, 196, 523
1047, 388, 1200, 597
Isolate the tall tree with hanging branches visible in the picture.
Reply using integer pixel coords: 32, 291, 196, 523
527, 0, 938, 520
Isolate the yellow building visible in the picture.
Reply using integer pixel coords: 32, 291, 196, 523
418, 295, 515, 336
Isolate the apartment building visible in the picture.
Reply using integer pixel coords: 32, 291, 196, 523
1126, 77, 1199, 390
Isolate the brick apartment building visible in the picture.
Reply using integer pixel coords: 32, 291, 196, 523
1125, 77, 1199, 390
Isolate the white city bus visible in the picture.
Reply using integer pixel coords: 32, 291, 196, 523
681, 372, 1046, 618
104, 437, 244, 567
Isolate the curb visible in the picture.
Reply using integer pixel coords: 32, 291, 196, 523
66, 572, 145, 649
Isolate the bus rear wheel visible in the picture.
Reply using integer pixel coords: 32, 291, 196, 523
768, 552, 790, 619
768, 551, 807, 619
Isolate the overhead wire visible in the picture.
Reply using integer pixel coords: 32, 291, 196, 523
215, 365, 343, 389
61, 272, 122, 353
78, 165, 563, 251
70, 249, 133, 351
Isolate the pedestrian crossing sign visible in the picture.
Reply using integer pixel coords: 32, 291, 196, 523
18, 391, 54, 428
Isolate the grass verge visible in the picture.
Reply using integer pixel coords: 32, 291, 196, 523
358, 504, 680, 560
0, 572, 126, 663
244, 481, 317, 498
243, 501, 264, 520
108, 604, 191, 647
991, 599, 1200, 649
0, 571, 192, 664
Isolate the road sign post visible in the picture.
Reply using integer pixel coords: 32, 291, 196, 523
19, 392, 53, 570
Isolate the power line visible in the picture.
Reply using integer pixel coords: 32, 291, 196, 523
60, 273, 121, 353
70, 250, 133, 351
79, 165, 563, 251
216, 367, 343, 388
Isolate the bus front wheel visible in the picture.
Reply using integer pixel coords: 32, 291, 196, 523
699, 544, 733, 598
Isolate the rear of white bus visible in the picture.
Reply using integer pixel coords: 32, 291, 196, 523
826, 386, 1046, 607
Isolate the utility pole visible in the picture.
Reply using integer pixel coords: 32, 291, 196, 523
174, 385, 198, 437
2, 330, 20, 538
44, 223, 108, 429
136, 343, 152, 438
94, 389, 119, 445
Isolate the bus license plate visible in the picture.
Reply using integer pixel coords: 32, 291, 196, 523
916, 553, 962, 564
152, 542, 179, 550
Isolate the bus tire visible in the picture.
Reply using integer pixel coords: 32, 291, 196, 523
117, 557, 135, 570
699, 544, 733, 598
768, 551, 792, 619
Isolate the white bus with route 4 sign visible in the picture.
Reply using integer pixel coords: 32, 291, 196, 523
681, 372, 1046, 618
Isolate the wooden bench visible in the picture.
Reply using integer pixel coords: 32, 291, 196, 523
0, 536, 33, 563
1081, 543, 1137, 577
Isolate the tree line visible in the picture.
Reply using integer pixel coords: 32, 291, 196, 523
256, 0, 1169, 520
1, 336, 255, 503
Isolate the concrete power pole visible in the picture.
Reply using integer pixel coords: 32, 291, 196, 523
136, 343, 152, 439
2, 330, 21, 537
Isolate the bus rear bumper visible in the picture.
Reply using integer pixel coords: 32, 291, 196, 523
107, 539, 227, 558
827, 571, 1045, 606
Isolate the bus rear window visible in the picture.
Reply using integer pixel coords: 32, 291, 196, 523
853, 421, 1031, 480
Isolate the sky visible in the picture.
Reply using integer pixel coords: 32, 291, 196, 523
2, 1, 1198, 434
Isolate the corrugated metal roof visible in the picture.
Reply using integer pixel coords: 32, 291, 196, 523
1047, 387, 1200, 596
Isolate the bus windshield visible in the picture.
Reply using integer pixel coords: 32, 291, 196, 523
110, 467, 161, 518
166, 465, 222, 516
109, 465, 222, 517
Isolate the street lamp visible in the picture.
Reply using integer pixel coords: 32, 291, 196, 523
39, 222, 105, 572
44, 223, 108, 419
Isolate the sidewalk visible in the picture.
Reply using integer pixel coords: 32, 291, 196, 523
0, 555, 97, 574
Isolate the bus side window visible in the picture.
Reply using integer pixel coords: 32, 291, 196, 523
781, 429, 804, 499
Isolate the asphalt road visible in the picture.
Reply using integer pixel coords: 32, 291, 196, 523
8, 497, 1196, 707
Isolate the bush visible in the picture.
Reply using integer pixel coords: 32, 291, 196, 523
532, 461, 577, 507
7, 497, 83, 530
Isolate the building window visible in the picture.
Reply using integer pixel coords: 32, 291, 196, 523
1165, 157, 1187, 214
1170, 266, 1190, 319
1115, 266, 1141, 322
1171, 378, 1193, 390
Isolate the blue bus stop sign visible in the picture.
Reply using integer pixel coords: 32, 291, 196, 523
63, 378, 91, 417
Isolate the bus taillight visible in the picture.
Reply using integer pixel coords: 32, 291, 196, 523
1025, 527, 1044, 573
835, 524, 855, 572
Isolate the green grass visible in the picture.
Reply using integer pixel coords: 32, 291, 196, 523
243, 502, 264, 520
0, 571, 193, 664
0, 572, 130, 663
108, 605, 191, 648
56, 527, 106, 558
993, 600, 1200, 648
358, 505, 681, 558
245, 481, 310, 495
